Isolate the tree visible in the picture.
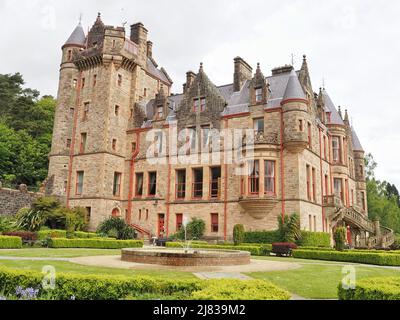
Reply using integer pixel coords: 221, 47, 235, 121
233, 224, 245, 245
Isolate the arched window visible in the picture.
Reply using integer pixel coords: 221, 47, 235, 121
112, 208, 120, 217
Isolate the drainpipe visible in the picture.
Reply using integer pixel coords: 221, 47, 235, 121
280, 108, 285, 223
319, 128, 326, 232
127, 131, 141, 224
223, 118, 229, 241
66, 71, 83, 208
166, 129, 172, 238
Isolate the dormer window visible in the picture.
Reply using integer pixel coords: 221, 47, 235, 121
157, 105, 164, 119
255, 88, 263, 103
194, 98, 206, 112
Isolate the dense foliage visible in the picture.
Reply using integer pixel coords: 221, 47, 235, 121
334, 227, 347, 251
243, 230, 281, 244
338, 277, 400, 300
0, 73, 56, 189
96, 217, 136, 240
0, 267, 289, 300
172, 218, 206, 240
15, 197, 88, 232
0, 216, 17, 233
365, 153, 400, 234
278, 214, 301, 243
233, 224, 245, 245
298, 231, 331, 248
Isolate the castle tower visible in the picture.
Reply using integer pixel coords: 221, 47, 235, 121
47, 14, 172, 229
47, 22, 86, 198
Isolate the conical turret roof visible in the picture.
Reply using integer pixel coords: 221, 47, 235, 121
64, 23, 86, 47
282, 69, 306, 101
351, 127, 364, 152
322, 89, 345, 125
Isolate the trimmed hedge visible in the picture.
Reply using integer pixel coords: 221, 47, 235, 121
243, 230, 280, 244
37, 230, 67, 240
73, 231, 101, 239
299, 231, 331, 247
0, 236, 23, 249
3, 231, 37, 242
338, 277, 400, 300
191, 279, 290, 300
293, 249, 400, 266
0, 267, 290, 300
48, 238, 143, 249
166, 242, 270, 256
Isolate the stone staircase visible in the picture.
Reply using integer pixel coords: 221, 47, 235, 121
323, 195, 395, 248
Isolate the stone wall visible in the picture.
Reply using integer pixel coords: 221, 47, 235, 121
0, 185, 44, 217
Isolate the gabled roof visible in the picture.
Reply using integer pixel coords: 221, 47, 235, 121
322, 89, 345, 125
282, 69, 306, 101
64, 23, 86, 47
147, 58, 172, 84
351, 127, 364, 151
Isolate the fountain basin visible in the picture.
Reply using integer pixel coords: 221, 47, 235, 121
121, 248, 251, 266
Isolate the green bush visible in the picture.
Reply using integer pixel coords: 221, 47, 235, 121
15, 208, 45, 232
37, 229, 67, 240
0, 267, 289, 300
97, 217, 136, 240
173, 218, 206, 240
338, 277, 400, 300
0, 236, 22, 249
166, 242, 270, 256
243, 230, 280, 244
191, 279, 290, 300
293, 249, 400, 266
334, 227, 346, 251
73, 231, 100, 239
233, 224, 245, 245
278, 214, 301, 243
0, 216, 17, 233
48, 238, 143, 249
298, 231, 331, 248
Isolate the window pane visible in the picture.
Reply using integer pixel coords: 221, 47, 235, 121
136, 173, 143, 196
265, 161, 275, 194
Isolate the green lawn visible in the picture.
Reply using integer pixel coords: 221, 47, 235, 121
0, 248, 121, 258
248, 257, 400, 299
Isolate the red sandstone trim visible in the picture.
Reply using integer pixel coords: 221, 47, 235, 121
127, 131, 141, 225
221, 112, 250, 119
319, 128, 326, 231
265, 107, 282, 113
223, 119, 229, 241
280, 109, 285, 223
280, 98, 308, 105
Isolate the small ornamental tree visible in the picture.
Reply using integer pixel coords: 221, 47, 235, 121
278, 214, 301, 243
233, 224, 245, 245
97, 217, 136, 240
334, 227, 347, 251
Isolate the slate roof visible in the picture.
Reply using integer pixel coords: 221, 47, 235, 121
322, 89, 345, 125
147, 58, 172, 84
351, 127, 364, 151
64, 23, 86, 47
282, 69, 306, 101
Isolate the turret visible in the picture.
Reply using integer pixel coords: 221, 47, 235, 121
281, 69, 309, 152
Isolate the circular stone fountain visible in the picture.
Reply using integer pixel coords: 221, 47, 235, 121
121, 248, 251, 267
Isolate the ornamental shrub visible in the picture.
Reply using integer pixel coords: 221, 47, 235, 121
272, 243, 298, 257
233, 224, 245, 245
0, 267, 289, 300
298, 231, 331, 248
173, 218, 206, 240
338, 277, 400, 300
293, 249, 400, 266
3, 231, 37, 242
48, 238, 143, 249
334, 227, 347, 251
0, 236, 22, 249
0, 216, 17, 233
37, 229, 66, 240
243, 230, 280, 244
278, 214, 301, 243
97, 217, 136, 240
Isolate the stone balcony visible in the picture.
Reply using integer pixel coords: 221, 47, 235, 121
239, 194, 278, 219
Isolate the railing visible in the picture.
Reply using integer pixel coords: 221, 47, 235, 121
124, 39, 138, 56
380, 226, 395, 247
343, 208, 375, 233
323, 195, 342, 208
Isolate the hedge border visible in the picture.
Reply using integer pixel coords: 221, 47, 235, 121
338, 277, 400, 300
0, 236, 22, 249
48, 238, 144, 249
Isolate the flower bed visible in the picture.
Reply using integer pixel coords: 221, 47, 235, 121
48, 238, 143, 249
338, 277, 400, 300
0, 267, 290, 300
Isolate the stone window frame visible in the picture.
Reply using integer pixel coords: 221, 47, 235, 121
255, 87, 263, 103
264, 160, 276, 196
253, 117, 265, 135
79, 132, 87, 154
75, 171, 84, 196
193, 97, 206, 113
134, 172, 144, 198
248, 160, 260, 196
112, 172, 122, 197
175, 169, 187, 200
211, 213, 219, 233
192, 167, 204, 200
306, 164, 311, 201
147, 171, 157, 197
209, 166, 222, 199
176, 213, 183, 232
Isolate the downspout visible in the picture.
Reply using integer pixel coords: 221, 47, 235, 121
66, 71, 83, 208
127, 131, 140, 224
166, 131, 172, 238
223, 118, 229, 241
280, 108, 285, 223
319, 128, 326, 232
328, 134, 333, 196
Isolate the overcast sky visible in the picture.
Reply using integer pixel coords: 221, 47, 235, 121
1, 0, 399, 187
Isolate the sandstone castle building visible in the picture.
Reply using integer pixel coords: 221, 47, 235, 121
47, 14, 394, 247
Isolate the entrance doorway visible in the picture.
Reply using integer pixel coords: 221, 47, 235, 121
158, 214, 165, 238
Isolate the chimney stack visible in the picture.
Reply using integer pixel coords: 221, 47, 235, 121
234, 57, 252, 92
184, 71, 196, 93
147, 41, 153, 58
130, 22, 148, 44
